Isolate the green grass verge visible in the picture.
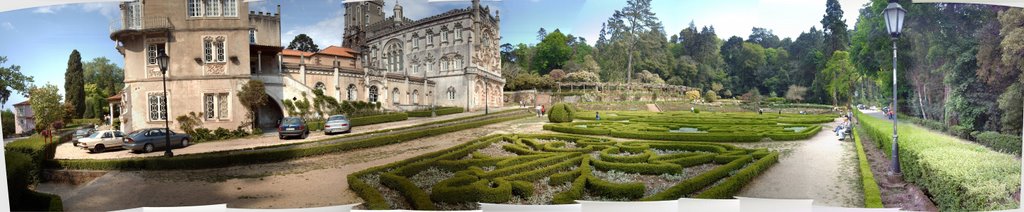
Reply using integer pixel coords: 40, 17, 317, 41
852, 128, 884, 208
407, 107, 465, 117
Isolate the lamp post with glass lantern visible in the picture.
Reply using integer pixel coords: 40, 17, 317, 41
883, 0, 906, 174
156, 52, 174, 157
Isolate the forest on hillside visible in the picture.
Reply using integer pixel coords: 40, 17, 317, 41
499, 0, 1023, 137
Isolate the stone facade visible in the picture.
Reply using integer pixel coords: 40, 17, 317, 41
344, 0, 504, 111
110, 0, 502, 133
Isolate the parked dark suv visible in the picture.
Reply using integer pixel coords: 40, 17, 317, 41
122, 128, 192, 153
278, 117, 309, 139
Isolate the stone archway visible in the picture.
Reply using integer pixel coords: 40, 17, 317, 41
257, 95, 285, 132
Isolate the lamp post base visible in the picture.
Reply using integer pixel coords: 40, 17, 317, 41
164, 151, 174, 157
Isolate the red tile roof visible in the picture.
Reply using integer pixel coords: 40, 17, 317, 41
107, 93, 122, 101
281, 49, 314, 57
318, 46, 358, 58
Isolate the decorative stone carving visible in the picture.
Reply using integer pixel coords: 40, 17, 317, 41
205, 63, 226, 75
147, 66, 162, 78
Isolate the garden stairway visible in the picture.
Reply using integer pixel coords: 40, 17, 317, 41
646, 103, 661, 112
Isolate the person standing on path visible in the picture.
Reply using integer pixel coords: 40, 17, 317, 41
535, 105, 542, 116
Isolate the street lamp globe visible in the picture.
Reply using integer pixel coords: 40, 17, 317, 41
156, 51, 170, 73
883, 0, 907, 38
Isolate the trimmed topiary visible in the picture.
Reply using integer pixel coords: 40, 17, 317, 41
548, 103, 576, 123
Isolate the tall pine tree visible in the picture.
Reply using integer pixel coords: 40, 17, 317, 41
65, 49, 85, 119
821, 0, 849, 57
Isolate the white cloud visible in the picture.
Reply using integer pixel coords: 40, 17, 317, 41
80, 2, 120, 21
32, 5, 67, 13
283, 10, 347, 48
1, 22, 13, 30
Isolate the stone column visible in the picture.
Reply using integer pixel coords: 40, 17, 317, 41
109, 102, 115, 125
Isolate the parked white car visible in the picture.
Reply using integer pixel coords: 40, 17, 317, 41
78, 130, 125, 153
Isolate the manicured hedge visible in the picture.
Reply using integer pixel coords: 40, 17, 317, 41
6, 146, 64, 211
851, 129, 884, 208
350, 112, 409, 126
548, 103, 576, 123
856, 110, 1020, 211
349, 133, 780, 209
545, 121, 822, 142
971, 131, 1021, 156
407, 107, 465, 117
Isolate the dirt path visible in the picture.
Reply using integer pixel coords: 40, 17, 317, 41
646, 104, 661, 112
736, 118, 862, 207
36, 116, 548, 211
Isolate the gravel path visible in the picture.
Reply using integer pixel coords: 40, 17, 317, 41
54, 107, 516, 160
36, 116, 549, 211
737, 118, 862, 207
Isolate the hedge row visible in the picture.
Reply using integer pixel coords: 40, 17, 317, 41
407, 107, 465, 117
856, 110, 1020, 211
693, 152, 779, 199
851, 129, 884, 208
349, 134, 780, 209
350, 112, 409, 126
52, 111, 531, 170
898, 114, 1022, 156
6, 140, 64, 211
544, 121, 822, 142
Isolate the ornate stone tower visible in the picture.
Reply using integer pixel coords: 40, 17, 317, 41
342, 0, 385, 51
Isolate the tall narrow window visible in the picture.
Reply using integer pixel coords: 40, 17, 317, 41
149, 93, 167, 121
188, 0, 202, 17
215, 39, 225, 62
447, 87, 456, 100
147, 43, 166, 65
249, 29, 256, 44
428, 34, 433, 45
347, 84, 357, 101
455, 28, 462, 39
369, 86, 379, 103
204, 94, 216, 119
204, 38, 214, 62
222, 0, 237, 17
443, 30, 449, 42
392, 88, 400, 104
217, 93, 229, 119
205, 0, 221, 16
126, 1, 142, 29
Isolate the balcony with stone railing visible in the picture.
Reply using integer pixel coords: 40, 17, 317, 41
109, 16, 173, 40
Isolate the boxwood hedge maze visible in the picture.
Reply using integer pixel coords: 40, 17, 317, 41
544, 111, 835, 142
348, 134, 780, 210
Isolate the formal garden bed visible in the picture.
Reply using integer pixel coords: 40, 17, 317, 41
543, 111, 833, 142
348, 134, 779, 210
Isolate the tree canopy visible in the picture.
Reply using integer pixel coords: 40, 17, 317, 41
287, 34, 320, 52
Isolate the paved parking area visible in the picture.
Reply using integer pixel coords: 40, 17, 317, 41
54, 108, 515, 160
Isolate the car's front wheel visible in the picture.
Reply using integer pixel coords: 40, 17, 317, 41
181, 138, 190, 147
143, 144, 154, 153
95, 144, 105, 153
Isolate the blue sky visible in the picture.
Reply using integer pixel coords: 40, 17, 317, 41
0, 0, 869, 109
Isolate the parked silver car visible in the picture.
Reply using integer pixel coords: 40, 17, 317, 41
78, 130, 125, 153
72, 128, 96, 147
324, 115, 351, 135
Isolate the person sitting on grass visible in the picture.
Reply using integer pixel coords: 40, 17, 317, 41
596, 111, 601, 121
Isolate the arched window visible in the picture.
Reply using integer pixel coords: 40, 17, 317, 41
347, 84, 357, 101
369, 86, 379, 103
441, 57, 450, 71
385, 41, 403, 72
314, 82, 326, 92
447, 87, 456, 100
412, 90, 419, 105
392, 88, 400, 104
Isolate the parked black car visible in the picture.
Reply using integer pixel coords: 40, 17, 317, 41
278, 117, 309, 139
122, 128, 192, 153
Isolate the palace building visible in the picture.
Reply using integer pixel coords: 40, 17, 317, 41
109, 0, 503, 132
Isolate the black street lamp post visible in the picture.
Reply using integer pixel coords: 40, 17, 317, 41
156, 51, 174, 157
883, 0, 906, 174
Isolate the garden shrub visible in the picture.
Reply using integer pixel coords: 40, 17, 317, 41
586, 176, 645, 199
381, 172, 436, 210
213, 127, 232, 140
511, 180, 534, 198
971, 131, 1021, 156
548, 103, 575, 123
856, 110, 1020, 211
591, 158, 682, 175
